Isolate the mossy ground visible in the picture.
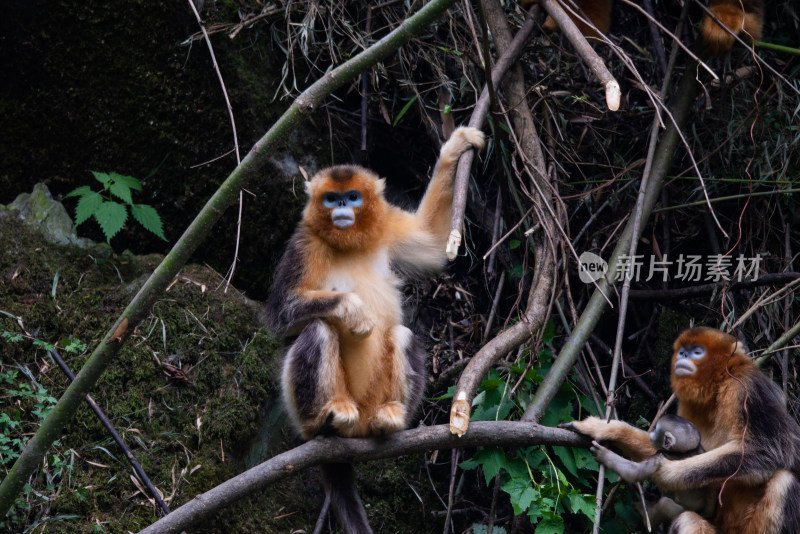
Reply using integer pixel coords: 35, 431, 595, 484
0, 209, 439, 533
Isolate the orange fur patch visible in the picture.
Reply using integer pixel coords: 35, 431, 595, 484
533, 0, 613, 39
702, 0, 764, 55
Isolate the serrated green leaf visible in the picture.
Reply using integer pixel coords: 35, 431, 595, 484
459, 447, 507, 486
110, 172, 142, 191
74, 191, 103, 227
502, 477, 540, 515
534, 516, 563, 534
94, 201, 128, 242
91, 171, 111, 185
130, 203, 166, 241
64, 185, 93, 199
567, 493, 597, 521
109, 181, 133, 204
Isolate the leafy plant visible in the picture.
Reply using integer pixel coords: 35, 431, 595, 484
0, 330, 84, 531
65, 171, 167, 243
457, 321, 637, 533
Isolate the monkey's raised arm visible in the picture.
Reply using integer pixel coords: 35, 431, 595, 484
388, 127, 484, 276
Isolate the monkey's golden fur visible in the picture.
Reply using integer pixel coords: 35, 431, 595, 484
702, 0, 763, 55
267, 127, 485, 440
564, 327, 800, 533
523, 0, 612, 40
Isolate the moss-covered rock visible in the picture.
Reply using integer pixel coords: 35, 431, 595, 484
0, 186, 439, 533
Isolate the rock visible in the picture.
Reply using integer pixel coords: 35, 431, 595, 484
1, 182, 109, 252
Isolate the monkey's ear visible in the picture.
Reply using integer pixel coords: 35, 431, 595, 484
304, 180, 313, 197
374, 178, 386, 196
734, 339, 749, 356
662, 431, 676, 451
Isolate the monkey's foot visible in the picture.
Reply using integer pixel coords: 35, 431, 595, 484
325, 397, 360, 432
369, 402, 406, 435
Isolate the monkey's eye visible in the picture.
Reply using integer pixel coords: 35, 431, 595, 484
322, 193, 339, 208
689, 346, 706, 359
344, 191, 363, 208
679, 345, 706, 360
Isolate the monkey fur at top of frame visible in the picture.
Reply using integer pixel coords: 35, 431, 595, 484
524, 0, 763, 54
563, 327, 800, 533
266, 126, 485, 533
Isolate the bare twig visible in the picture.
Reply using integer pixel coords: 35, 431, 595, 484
186, 0, 244, 294
49, 349, 170, 515
538, 0, 620, 110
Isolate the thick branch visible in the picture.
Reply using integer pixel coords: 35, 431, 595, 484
0, 0, 460, 516
137, 422, 587, 534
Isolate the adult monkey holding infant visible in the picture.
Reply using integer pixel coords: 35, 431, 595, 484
563, 327, 800, 533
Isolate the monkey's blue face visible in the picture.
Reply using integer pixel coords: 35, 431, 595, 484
323, 190, 363, 228
674, 344, 706, 377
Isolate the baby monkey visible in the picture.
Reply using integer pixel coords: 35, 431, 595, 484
591, 414, 715, 525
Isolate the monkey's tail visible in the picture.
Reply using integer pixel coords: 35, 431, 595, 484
321, 463, 373, 534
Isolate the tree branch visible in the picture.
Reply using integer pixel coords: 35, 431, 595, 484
0, 0, 462, 516
447, 5, 539, 259
450, 0, 557, 436
538, 0, 620, 110
522, 60, 699, 425
137, 422, 588, 534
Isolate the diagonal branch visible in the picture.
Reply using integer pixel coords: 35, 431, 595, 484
522, 59, 700, 425
538, 0, 620, 110
0, 0, 462, 516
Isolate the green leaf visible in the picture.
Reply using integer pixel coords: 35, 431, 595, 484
109, 181, 133, 205
567, 493, 597, 521
130, 203, 167, 241
64, 185, 93, 199
459, 447, 507, 486
392, 94, 418, 127
502, 477, 540, 515
110, 172, 142, 191
534, 516, 564, 534
471, 524, 507, 534
553, 445, 578, 477
509, 239, 521, 250
91, 171, 111, 185
93, 201, 128, 242
74, 191, 103, 227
